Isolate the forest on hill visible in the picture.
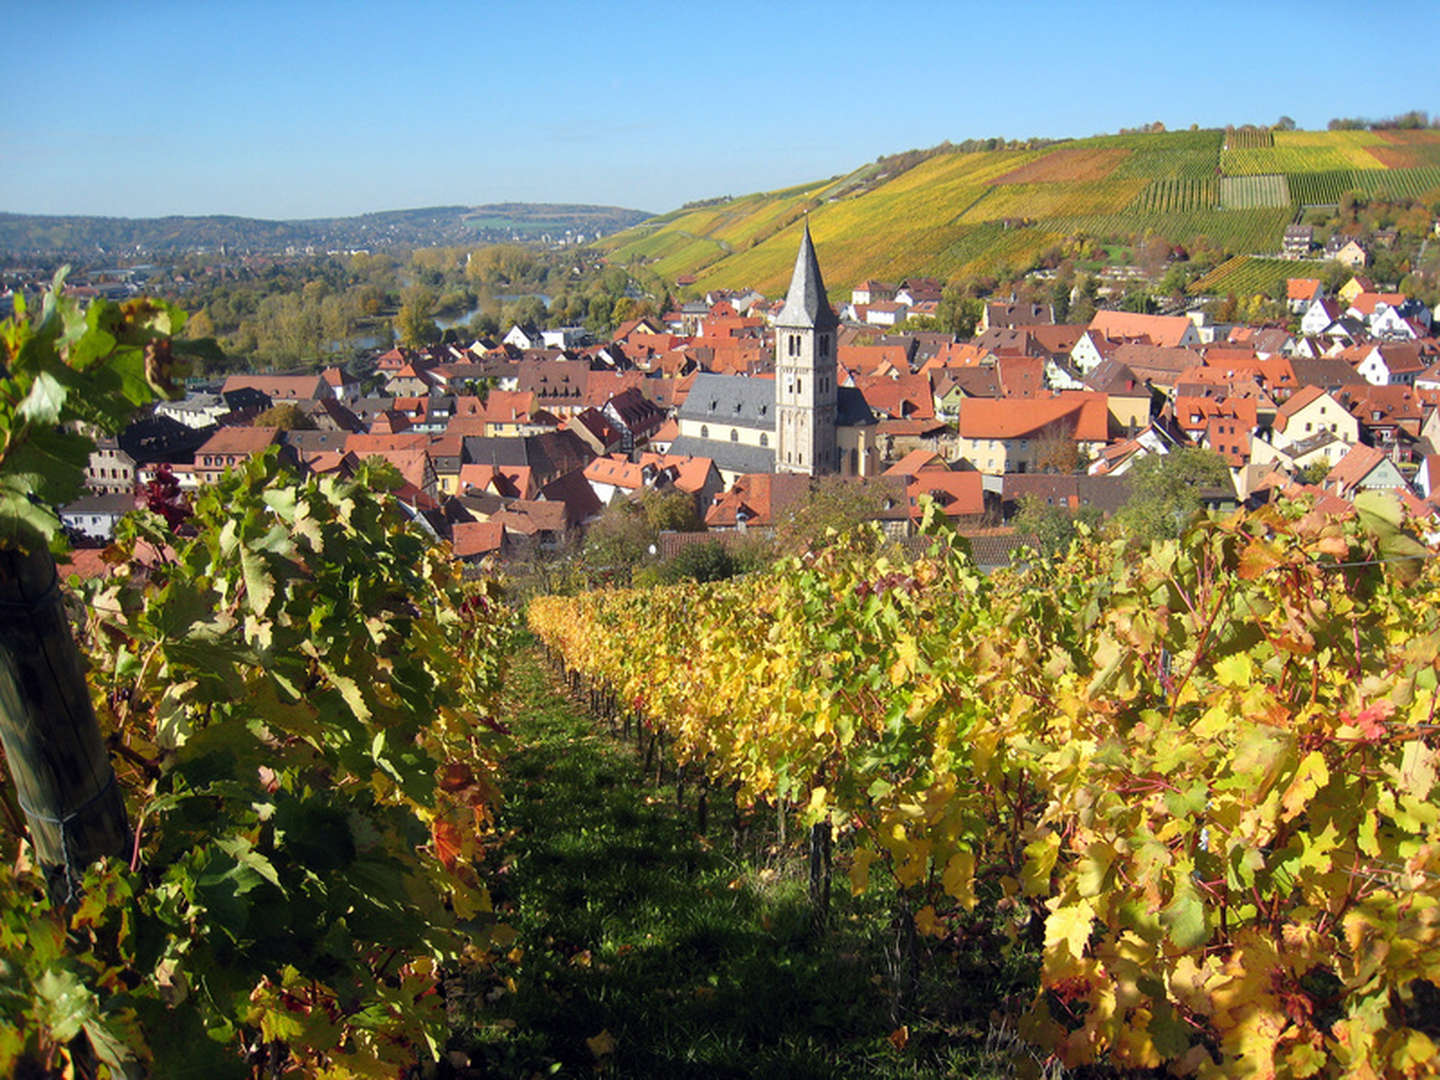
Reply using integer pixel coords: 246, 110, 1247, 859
0, 203, 652, 260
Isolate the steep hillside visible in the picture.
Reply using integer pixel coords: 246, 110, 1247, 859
602, 129, 1440, 295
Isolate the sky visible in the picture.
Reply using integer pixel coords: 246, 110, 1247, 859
3, 0, 1437, 221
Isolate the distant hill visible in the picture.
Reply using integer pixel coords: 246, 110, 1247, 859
0, 203, 653, 259
600, 128, 1440, 295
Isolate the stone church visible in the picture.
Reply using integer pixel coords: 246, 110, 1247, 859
670, 224, 877, 484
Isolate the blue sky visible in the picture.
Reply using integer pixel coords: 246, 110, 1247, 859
3, 0, 1436, 220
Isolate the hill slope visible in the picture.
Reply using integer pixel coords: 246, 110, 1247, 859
601, 128, 1440, 295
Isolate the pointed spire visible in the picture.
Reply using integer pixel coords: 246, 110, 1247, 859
775, 219, 838, 331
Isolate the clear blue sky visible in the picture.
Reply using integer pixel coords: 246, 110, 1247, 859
3, 0, 1436, 221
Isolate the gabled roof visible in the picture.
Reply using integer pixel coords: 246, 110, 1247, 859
958, 393, 1109, 441
853, 373, 935, 420
583, 454, 645, 491
908, 471, 984, 518
676, 373, 776, 430
1348, 292, 1407, 317
704, 472, 813, 528
450, 521, 505, 558
494, 500, 568, 536
1325, 444, 1390, 492
537, 469, 604, 528
774, 222, 838, 332
637, 452, 718, 495
198, 426, 282, 456
1274, 385, 1331, 430
883, 449, 949, 478
1089, 310, 1195, 349
1287, 278, 1323, 301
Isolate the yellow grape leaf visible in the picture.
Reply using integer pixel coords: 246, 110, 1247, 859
1281, 750, 1330, 821
1022, 833, 1060, 897
1193, 704, 1232, 740
1213, 653, 1252, 689
1045, 899, 1095, 962
1161, 873, 1207, 950
913, 905, 941, 937
942, 850, 976, 910
586, 1029, 616, 1058
849, 846, 878, 896
1388, 1030, 1437, 1073
1285, 1041, 1327, 1078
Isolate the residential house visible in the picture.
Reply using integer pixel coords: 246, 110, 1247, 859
1337, 275, 1376, 306
601, 386, 666, 452
86, 437, 137, 494
1002, 474, 1132, 520
61, 492, 136, 543
1325, 237, 1369, 268
194, 426, 285, 486
221, 373, 329, 403
1299, 298, 1342, 337
449, 521, 507, 563
1272, 386, 1359, 450
954, 393, 1110, 475
1324, 444, 1408, 499
1088, 310, 1202, 350
1083, 358, 1152, 436
851, 280, 897, 306
1353, 343, 1428, 387
1281, 225, 1314, 258
502, 323, 544, 350
979, 301, 1054, 333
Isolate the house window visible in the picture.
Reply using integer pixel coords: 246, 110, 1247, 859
700, 425, 709, 438
788, 334, 801, 357
730, 429, 739, 442
760, 433, 768, 447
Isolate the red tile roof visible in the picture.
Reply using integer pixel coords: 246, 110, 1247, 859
958, 394, 1109, 441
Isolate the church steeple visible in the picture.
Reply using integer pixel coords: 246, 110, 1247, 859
775, 220, 838, 332
774, 220, 838, 476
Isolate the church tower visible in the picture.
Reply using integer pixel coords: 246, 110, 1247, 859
774, 221, 838, 475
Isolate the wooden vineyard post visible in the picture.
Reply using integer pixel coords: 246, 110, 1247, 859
0, 544, 129, 904
808, 820, 832, 934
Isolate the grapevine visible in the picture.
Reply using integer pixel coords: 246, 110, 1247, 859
530, 497, 1440, 1077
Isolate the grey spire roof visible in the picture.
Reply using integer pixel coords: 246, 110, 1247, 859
774, 221, 838, 332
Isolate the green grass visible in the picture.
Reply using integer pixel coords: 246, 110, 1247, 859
450, 643, 1042, 1079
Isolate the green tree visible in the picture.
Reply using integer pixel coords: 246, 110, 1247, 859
936, 285, 984, 338
1115, 447, 1233, 543
251, 403, 315, 431
1011, 495, 1102, 557
772, 476, 894, 556
395, 285, 439, 348
662, 539, 737, 583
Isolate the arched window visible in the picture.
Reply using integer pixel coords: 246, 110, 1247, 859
730, 428, 739, 442
760, 433, 768, 447
700, 425, 709, 438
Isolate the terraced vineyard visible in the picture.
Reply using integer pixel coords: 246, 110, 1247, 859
1223, 128, 1273, 150
600, 128, 1440, 294
1130, 177, 1219, 213
1218, 173, 1290, 209
1187, 254, 1323, 297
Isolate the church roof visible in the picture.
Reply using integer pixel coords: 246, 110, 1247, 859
675, 374, 776, 430
774, 222, 838, 332
668, 435, 776, 475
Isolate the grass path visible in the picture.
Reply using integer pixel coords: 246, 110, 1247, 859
452, 644, 938, 1079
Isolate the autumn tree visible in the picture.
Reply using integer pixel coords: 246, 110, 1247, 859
1115, 447, 1232, 543
394, 285, 439, 347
